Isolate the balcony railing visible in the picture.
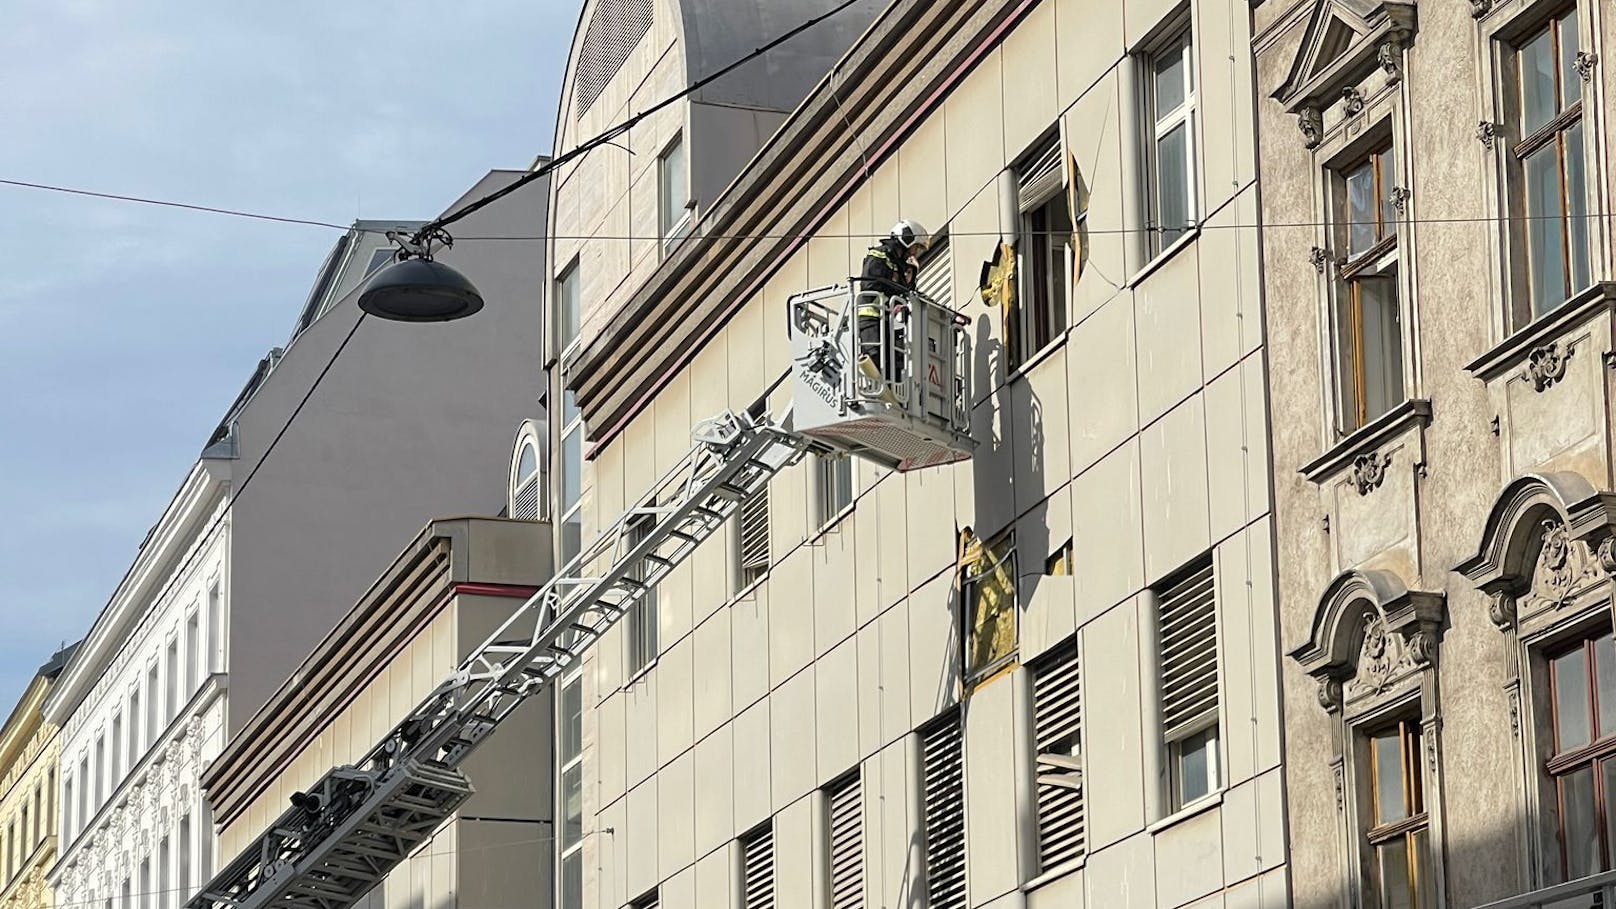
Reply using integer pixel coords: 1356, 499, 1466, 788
1473, 871, 1616, 909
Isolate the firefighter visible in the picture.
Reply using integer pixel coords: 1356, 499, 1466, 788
857, 220, 930, 386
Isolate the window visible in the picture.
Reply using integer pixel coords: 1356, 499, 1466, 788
962, 529, 1018, 682
146, 665, 159, 742
921, 713, 967, 909
17, 806, 25, 861
1362, 718, 1435, 908
76, 755, 88, 835
1509, 7, 1589, 324
199, 803, 214, 883
625, 516, 659, 676
740, 822, 776, 909
120, 878, 131, 909
511, 440, 541, 520
735, 485, 771, 589
556, 673, 584, 909
362, 246, 395, 278
659, 134, 692, 249
1157, 557, 1220, 810
186, 610, 199, 695
139, 857, 151, 909
111, 713, 123, 785
1546, 629, 1616, 879
558, 390, 585, 567
1331, 141, 1405, 433
128, 690, 142, 767
554, 260, 581, 356
1032, 641, 1085, 872
165, 638, 179, 722
814, 454, 854, 527
159, 835, 171, 906
94, 733, 105, 808
1143, 26, 1198, 255
826, 773, 864, 909
207, 580, 224, 674
61, 773, 71, 844
179, 814, 192, 894
1016, 134, 1072, 362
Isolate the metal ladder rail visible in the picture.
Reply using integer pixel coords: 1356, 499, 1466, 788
186, 409, 815, 909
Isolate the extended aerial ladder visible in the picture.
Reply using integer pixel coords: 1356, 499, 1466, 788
187, 284, 975, 909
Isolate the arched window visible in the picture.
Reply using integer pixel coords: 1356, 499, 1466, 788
509, 423, 543, 521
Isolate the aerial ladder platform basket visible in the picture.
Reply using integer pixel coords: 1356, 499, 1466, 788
187, 285, 977, 909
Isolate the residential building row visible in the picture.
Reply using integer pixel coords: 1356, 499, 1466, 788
0, 0, 1611, 908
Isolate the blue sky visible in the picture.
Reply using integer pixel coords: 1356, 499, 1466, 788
0, 1, 579, 710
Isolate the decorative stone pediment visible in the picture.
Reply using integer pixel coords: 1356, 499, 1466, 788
1273, 0, 1418, 145
1290, 568, 1445, 713
1459, 471, 1616, 631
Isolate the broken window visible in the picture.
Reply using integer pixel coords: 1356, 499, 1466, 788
1015, 132, 1072, 365
962, 528, 1018, 682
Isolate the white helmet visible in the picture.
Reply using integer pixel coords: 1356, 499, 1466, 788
889, 219, 930, 252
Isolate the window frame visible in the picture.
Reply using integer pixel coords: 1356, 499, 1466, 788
1141, 23, 1199, 259
1360, 715, 1435, 909
553, 258, 582, 362
658, 132, 693, 253
555, 671, 585, 909
1502, 5, 1590, 328
1011, 134, 1073, 368
962, 528, 1019, 685
1328, 135, 1407, 435
1154, 556, 1222, 813
1543, 627, 1616, 878
812, 453, 855, 530
557, 390, 585, 569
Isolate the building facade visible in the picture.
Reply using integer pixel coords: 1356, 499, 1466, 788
1253, 0, 1615, 905
202, 517, 554, 909
0, 646, 75, 909
551, 1, 1285, 908
44, 170, 550, 909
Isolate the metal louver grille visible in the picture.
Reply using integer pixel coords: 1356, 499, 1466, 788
922, 716, 967, 909
741, 824, 776, 909
573, 0, 654, 117
1159, 559, 1218, 735
1033, 643, 1084, 870
510, 477, 540, 521
1017, 133, 1065, 210
827, 775, 863, 909
916, 243, 953, 309
737, 488, 770, 577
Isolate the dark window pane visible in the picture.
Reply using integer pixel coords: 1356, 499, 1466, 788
1562, 766, 1599, 878
1346, 161, 1376, 255
1597, 634, 1616, 739
1379, 838, 1414, 909
1604, 758, 1616, 871
1375, 729, 1408, 824
1358, 275, 1404, 423
561, 678, 582, 761
1406, 723, 1425, 814
1566, 121, 1590, 293
1521, 26, 1558, 134
1156, 123, 1190, 245
1559, 12, 1580, 112
1154, 43, 1185, 117
1555, 645, 1593, 751
1410, 828, 1436, 909
1334, 289, 1363, 429
1178, 727, 1214, 804
1526, 144, 1568, 315
562, 515, 581, 567
562, 428, 582, 510
561, 851, 583, 909
561, 763, 583, 846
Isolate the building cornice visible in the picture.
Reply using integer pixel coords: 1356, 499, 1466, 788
565, 0, 1039, 451
44, 460, 230, 727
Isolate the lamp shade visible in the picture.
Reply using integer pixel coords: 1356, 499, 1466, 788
357, 257, 484, 322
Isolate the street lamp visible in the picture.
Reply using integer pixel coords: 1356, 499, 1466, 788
358, 227, 484, 322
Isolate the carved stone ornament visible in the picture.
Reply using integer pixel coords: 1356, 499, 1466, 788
1318, 677, 1344, 711
1525, 518, 1608, 612
1333, 765, 1345, 811
1489, 590, 1516, 630
1310, 246, 1330, 273
1477, 120, 1501, 149
1523, 341, 1571, 391
1470, 0, 1492, 18
1342, 86, 1365, 116
1574, 51, 1598, 83
1390, 186, 1411, 215
1298, 107, 1324, 149
1351, 452, 1393, 496
1378, 41, 1402, 82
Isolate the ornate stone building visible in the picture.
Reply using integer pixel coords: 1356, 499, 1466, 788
1253, 0, 1615, 905
0, 645, 74, 909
